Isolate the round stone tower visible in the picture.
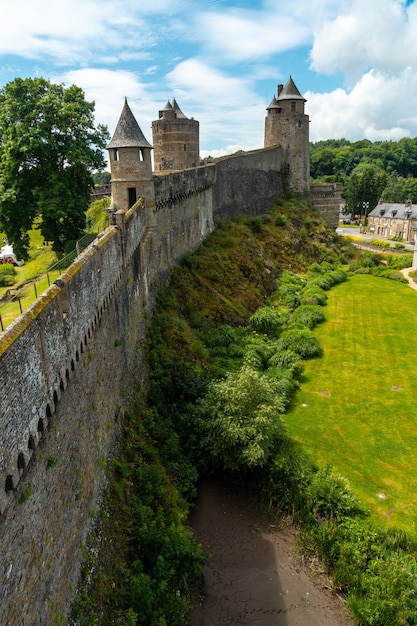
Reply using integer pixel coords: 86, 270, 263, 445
152, 98, 199, 172
264, 76, 310, 193
107, 98, 154, 211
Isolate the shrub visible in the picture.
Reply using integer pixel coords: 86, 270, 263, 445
261, 436, 314, 518
273, 272, 306, 310
275, 213, 287, 226
289, 305, 326, 329
196, 366, 286, 471
249, 306, 286, 337
371, 238, 391, 248
386, 253, 413, 270
274, 328, 322, 359
306, 465, 367, 521
305, 269, 346, 292
300, 287, 328, 306
242, 335, 275, 370
0, 264, 16, 287
180, 251, 197, 270
247, 216, 263, 233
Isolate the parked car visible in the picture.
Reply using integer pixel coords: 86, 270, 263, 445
0, 242, 24, 266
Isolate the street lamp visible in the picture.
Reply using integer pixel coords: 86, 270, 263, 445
362, 201, 369, 232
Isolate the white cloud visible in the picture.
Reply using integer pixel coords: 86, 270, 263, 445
0, 0, 156, 64
192, 8, 311, 61
307, 67, 417, 142
166, 59, 264, 149
310, 0, 417, 80
57, 68, 158, 142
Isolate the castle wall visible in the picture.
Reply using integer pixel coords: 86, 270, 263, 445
311, 183, 343, 228
212, 147, 283, 222
0, 209, 149, 625
0, 146, 287, 624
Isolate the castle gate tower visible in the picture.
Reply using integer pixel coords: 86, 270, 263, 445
264, 76, 310, 193
107, 98, 154, 211
152, 99, 199, 172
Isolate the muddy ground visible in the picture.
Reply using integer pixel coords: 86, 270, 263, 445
187, 478, 353, 626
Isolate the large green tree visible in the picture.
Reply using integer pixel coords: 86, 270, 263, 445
0, 77, 109, 258
344, 164, 387, 218
196, 365, 285, 472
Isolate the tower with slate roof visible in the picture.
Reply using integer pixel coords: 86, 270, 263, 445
107, 98, 154, 212
152, 98, 199, 172
264, 76, 310, 193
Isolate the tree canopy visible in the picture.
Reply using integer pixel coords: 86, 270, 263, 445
0, 77, 110, 258
310, 137, 417, 213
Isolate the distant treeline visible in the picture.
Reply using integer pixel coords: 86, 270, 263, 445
310, 138, 417, 213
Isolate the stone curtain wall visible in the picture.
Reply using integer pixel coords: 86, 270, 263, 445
0, 147, 285, 624
311, 183, 343, 228
212, 147, 283, 222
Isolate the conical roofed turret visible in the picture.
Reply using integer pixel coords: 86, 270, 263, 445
266, 96, 280, 111
107, 98, 152, 149
277, 76, 306, 102
107, 98, 154, 213
172, 98, 188, 119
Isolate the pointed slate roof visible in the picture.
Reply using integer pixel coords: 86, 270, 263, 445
163, 100, 174, 111
172, 98, 188, 119
266, 95, 281, 110
107, 98, 152, 149
277, 76, 306, 102
368, 201, 417, 219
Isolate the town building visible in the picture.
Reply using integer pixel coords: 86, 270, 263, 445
367, 199, 417, 243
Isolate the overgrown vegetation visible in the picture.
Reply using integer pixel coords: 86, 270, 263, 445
73, 196, 417, 625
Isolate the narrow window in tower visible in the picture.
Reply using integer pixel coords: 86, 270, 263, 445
113, 149, 119, 161
184, 144, 187, 151
291, 102, 296, 112
139, 149, 144, 162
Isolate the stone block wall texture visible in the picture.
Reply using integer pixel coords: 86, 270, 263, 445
0, 146, 312, 624
311, 183, 344, 228
152, 118, 199, 172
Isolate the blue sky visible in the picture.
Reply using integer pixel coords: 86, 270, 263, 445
1, 0, 417, 158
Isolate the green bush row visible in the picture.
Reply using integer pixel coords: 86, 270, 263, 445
0, 263, 16, 287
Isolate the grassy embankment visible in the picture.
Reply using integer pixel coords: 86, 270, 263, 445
285, 272, 417, 534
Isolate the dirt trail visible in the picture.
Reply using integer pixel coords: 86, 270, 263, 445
187, 478, 353, 626
401, 267, 417, 290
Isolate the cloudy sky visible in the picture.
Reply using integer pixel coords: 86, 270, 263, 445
1, 0, 416, 158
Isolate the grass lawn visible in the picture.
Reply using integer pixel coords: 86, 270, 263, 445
0, 229, 59, 330
284, 273, 417, 534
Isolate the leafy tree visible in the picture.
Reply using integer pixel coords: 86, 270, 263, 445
92, 171, 111, 186
0, 77, 109, 258
344, 164, 387, 217
196, 366, 285, 471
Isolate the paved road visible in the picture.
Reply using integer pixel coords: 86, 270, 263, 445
336, 228, 417, 252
